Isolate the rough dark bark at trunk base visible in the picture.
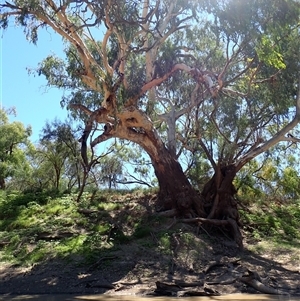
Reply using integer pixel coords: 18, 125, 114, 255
150, 150, 243, 248
202, 164, 239, 221
201, 164, 243, 247
151, 147, 205, 218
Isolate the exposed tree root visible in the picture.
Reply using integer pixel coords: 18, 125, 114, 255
156, 209, 177, 217
180, 217, 243, 248
204, 259, 241, 274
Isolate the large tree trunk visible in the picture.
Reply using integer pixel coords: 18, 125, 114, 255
75, 104, 243, 246
76, 104, 205, 217
150, 145, 205, 217
202, 164, 239, 220
202, 164, 242, 247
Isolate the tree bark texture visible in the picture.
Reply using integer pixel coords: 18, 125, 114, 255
150, 144, 205, 217
202, 165, 239, 220
202, 164, 242, 246
75, 103, 206, 217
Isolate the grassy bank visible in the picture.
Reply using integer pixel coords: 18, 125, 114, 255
0, 189, 299, 266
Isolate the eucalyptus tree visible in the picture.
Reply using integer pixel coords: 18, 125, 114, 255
41, 119, 83, 190
1, 0, 299, 246
179, 1, 300, 230
0, 108, 32, 189
39, 118, 103, 194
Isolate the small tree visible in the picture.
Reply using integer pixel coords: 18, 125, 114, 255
40, 119, 82, 190
0, 108, 32, 189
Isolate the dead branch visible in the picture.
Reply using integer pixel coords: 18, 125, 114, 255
239, 272, 285, 295
174, 280, 204, 287
77, 208, 98, 215
179, 217, 229, 225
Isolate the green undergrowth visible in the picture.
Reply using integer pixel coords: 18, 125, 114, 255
0, 189, 299, 266
240, 197, 300, 247
0, 188, 163, 266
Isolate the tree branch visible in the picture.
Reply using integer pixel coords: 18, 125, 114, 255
237, 76, 300, 170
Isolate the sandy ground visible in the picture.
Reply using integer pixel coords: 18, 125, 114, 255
0, 237, 299, 297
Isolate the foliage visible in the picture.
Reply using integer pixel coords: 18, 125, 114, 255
236, 154, 300, 200
1, 1, 298, 169
0, 108, 32, 189
241, 197, 300, 244
38, 118, 83, 190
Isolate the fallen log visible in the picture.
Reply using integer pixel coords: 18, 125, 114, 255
77, 208, 99, 215
155, 281, 181, 296
154, 281, 220, 297
174, 280, 204, 287
36, 231, 74, 240
239, 270, 285, 295
240, 276, 283, 294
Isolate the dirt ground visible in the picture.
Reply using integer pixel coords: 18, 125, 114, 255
0, 234, 299, 297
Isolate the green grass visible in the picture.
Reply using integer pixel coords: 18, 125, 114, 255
54, 235, 87, 257
0, 189, 153, 265
0, 189, 299, 267
97, 202, 121, 211
158, 232, 172, 254
92, 223, 111, 234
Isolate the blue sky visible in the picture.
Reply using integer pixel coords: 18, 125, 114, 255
1, 26, 69, 143
0, 25, 122, 156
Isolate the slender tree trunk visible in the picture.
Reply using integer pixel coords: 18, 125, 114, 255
54, 167, 61, 190
108, 176, 112, 190
77, 168, 88, 201
0, 177, 5, 190
76, 163, 81, 189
